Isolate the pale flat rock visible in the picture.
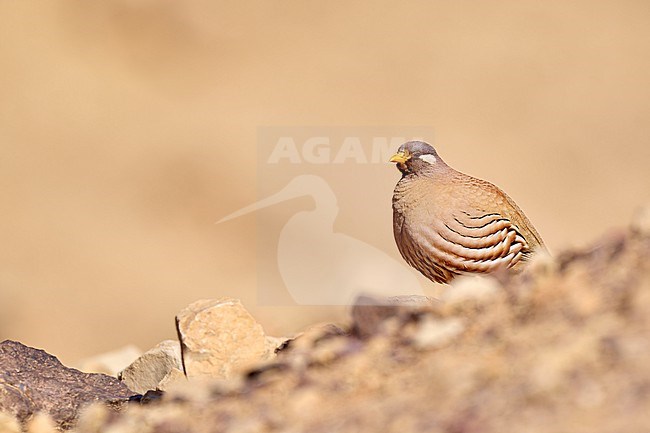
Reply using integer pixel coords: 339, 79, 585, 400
74, 345, 142, 376
118, 340, 183, 394
265, 335, 292, 353
175, 298, 278, 379
157, 368, 187, 391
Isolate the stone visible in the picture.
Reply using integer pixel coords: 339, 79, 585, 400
75, 345, 142, 376
265, 335, 293, 353
351, 294, 437, 338
157, 368, 186, 391
0, 340, 134, 429
175, 298, 278, 379
118, 340, 183, 394
128, 390, 165, 405
275, 323, 346, 353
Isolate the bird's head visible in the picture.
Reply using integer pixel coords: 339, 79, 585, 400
390, 141, 443, 174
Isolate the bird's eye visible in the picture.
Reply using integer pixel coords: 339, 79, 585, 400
419, 154, 437, 164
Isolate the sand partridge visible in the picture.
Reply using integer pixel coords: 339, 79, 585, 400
390, 141, 545, 284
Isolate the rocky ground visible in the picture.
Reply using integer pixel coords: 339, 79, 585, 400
1, 208, 650, 433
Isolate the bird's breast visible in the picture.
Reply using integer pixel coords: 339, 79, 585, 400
393, 176, 453, 225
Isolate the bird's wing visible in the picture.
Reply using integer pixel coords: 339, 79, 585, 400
414, 210, 530, 274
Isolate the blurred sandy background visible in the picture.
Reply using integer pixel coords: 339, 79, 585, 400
1, 1, 649, 364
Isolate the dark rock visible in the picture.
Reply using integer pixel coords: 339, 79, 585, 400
0, 340, 134, 429
118, 339, 183, 394
351, 294, 437, 338
274, 323, 347, 353
128, 389, 165, 405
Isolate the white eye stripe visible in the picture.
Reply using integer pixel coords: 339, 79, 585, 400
419, 154, 437, 164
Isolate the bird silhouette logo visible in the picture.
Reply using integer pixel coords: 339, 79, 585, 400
218, 174, 423, 305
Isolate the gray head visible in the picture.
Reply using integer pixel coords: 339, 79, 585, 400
390, 141, 445, 175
